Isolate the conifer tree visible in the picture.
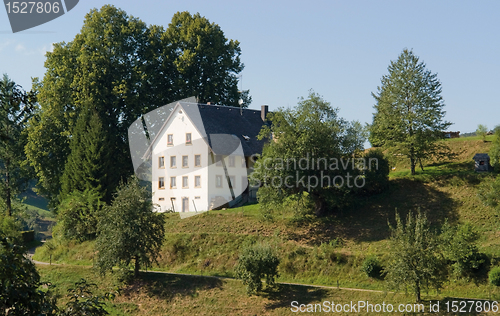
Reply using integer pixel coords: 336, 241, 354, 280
369, 49, 452, 175
60, 107, 115, 203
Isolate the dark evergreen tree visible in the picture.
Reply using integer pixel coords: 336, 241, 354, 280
60, 107, 115, 203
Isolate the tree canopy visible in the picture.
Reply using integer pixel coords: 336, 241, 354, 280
96, 176, 165, 278
252, 91, 366, 217
369, 49, 452, 175
25, 5, 249, 206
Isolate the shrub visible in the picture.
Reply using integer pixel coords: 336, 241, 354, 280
489, 267, 500, 286
235, 243, 280, 294
361, 256, 383, 279
359, 149, 390, 195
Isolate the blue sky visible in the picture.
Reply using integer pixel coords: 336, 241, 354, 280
1, 1, 499, 138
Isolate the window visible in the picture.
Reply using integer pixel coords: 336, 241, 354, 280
195, 175, 201, 188
182, 155, 188, 168
158, 177, 165, 189
216, 155, 223, 167
170, 176, 176, 189
229, 176, 235, 188
228, 156, 235, 167
167, 134, 173, 145
182, 176, 188, 188
186, 133, 192, 145
194, 196, 200, 199
170, 156, 176, 168
216, 175, 223, 188
158, 156, 165, 168
159, 197, 165, 201
195, 154, 201, 167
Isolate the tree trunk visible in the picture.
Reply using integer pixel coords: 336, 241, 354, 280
419, 158, 424, 171
410, 157, 416, 176
416, 280, 421, 302
134, 256, 140, 278
313, 195, 325, 217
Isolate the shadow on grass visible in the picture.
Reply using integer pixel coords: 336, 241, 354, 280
294, 178, 459, 245
262, 284, 329, 310
123, 272, 223, 302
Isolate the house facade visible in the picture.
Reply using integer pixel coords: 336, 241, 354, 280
146, 101, 269, 213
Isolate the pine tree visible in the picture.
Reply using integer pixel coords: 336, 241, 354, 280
60, 107, 115, 203
369, 49, 452, 175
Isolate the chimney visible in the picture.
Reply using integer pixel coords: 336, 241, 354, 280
261, 105, 268, 122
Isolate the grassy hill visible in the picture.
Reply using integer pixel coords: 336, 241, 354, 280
33, 136, 500, 309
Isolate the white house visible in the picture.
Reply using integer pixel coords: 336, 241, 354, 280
143, 101, 269, 213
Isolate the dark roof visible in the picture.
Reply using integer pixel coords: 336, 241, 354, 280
473, 153, 490, 160
182, 103, 269, 156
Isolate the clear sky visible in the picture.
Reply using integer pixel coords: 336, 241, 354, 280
1, 0, 499, 138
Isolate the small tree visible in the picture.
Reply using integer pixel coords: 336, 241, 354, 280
476, 124, 488, 142
0, 236, 57, 314
385, 210, 445, 302
235, 243, 280, 294
440, 221, 484, 277
96, 176, 165, 278
57, 189, 103, 242
489, 126, 500, 170
59, 279, 115, 316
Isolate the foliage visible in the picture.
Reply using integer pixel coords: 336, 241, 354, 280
478, 174, 500, 212
385, 210, 446, 302
57, 189, 103, 242
253, 90, 366, 217
60, 108, 114, 203
0, 74, 36, 216
0, 236, 57, 315
0, 213, 21, 241
369, 49, 452, 175
25, 6, 247, 206
361, 256, 384, 279
489, 127, 500, 170
476, 124, 488, 142
235, 242, 280, 294
489, 267, 500, 286
59, 279, 115, 316
358, 149, 390, 195
440, 221, 485, 277
96, 176, 165, 278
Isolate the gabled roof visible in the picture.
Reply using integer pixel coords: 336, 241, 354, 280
144, 102, 269, 158
473, 153, 490, 160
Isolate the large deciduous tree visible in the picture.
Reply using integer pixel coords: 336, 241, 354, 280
369, 49, 452, 175
252, 91, 366, 217
0, 74, 35, 216
25, 5, 248, 206
96, 176, 165, 278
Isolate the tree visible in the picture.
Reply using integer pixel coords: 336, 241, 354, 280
476, 124, 488, 142
60, 107, 114, 203
57, 189, 103, 242
440, 221, 484, 277
369, 49, 452, 175
165, 11, 249, 107
25, 6, 249, 205
235, 243, 280, 294
385, 210, 446, 302
0, 74, 35, 216
252, 91, 366, 217
96, 176, 165, 278
489, 126, 500, 170
0, 236, 57, 315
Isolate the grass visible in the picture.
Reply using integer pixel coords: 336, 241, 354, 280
31, 136, 500, 308
39, 264, 500, 316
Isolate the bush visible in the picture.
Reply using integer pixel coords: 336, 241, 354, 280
235, 243, 280, 294
489, 267, 500, 286
361, 256, 383, 279
359, 149, 390, 195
